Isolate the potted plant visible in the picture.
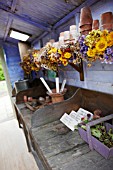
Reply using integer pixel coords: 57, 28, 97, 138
78, 114, 113, 159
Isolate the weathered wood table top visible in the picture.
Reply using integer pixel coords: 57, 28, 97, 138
12, 87, 113, 170
31, 120, 113, 170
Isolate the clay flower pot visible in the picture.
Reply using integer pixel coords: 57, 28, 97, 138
92, 20, 99, 30
80, 29, 92, 35
47, 88, 67, 104
101, 12, 113, 25
101, 23, 113, 31
79, 7, 93, 27
80, 24, 92, 32
100, 12, 113, 31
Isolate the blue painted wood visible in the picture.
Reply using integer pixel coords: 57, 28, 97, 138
4, 18, 13, 41
4, 0, 18, 41
75, 12, 80, 33
3, 43, 24, 86
53, 0, 99, 29
32, 32, 48, 46
10, 13, 52, 32
0, 3, 52, 31
11, 0, 18, 11
17, 0, 76, 24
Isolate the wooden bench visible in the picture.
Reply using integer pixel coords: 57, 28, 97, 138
30, 88, 113, 170
12, 80, 78, 153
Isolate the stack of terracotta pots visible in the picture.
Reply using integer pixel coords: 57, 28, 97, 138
100, 12, 113, 31
92, 19, 99, 30
79, 7, 93, 35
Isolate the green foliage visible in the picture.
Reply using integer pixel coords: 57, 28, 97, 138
0, 62, 5, 81
81, 124, 113, 148
92, 125, 113, 148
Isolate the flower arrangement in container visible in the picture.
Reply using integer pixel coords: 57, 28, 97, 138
78, 114, 113, 159
79, 29, 113, 66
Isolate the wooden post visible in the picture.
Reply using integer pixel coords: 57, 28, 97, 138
0, 47, 16, 117
75, 12, 80, 33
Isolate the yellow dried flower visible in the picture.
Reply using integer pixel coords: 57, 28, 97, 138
52, 47, 57, 53
87, 48, 96, 57
48, 47, 57, 54
107, 40, 113, 47
107, 32, 113, 46
64, 52, 71, 59
96, 40, 107, 51
101, 30, 108, 37
58, 49, 62, 55
62, 59, 68, 66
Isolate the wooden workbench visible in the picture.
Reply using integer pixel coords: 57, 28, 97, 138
13, 86, 113, 170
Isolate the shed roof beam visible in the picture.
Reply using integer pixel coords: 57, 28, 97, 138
0, 2, 52, 32
4, 0, 18, 41
53, 0, 99, 29
32, 32, 49, 46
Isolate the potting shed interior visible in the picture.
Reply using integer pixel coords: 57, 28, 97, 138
0, 0, 113, 170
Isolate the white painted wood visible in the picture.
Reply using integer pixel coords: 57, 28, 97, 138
18, 42, 30, 61
0, 119, 39, 170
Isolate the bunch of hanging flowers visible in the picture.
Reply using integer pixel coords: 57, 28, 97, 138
59, 41, 82, 66
20, 50, 40, 74
79, 29, 113, 66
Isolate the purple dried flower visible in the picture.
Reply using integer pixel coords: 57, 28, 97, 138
105, 48, 112, 55
104, 55, 109, 60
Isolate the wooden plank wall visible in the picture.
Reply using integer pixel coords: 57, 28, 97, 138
3, 43, 24, 87
41, 0, 113, 94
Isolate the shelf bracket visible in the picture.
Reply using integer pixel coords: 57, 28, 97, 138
69, 59, 84, 81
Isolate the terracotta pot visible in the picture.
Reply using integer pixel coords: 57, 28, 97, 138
80, 29, 92, 35
80, 24, 92, 32
101, 23, 113, 31
101, 12, 113, 25
23, 95, 27, 102
92, 20, 99, 30
79, 7, 93, 27
51, 94, 64, 103
47, 88, 67, 103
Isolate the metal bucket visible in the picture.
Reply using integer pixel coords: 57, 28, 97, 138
14, 80, 29, 93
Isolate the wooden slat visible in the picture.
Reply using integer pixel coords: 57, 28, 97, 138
53, 0, 99, 29
4, 0, 18, 40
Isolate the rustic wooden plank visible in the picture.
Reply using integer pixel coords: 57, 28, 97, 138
32, 128, 85, 158
57, 150, 113, 170
16, 86, 47, 104
31, 88, 113, 129
86, 71, 113, 83
48, 144, 90, 169
31, 119, 113, 170
31, 88, 82, 128
53, 0, 99, 29
31, 120, 88, 169
81, 89, 113, 116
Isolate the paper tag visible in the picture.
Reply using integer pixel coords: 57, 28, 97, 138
69, 110, 81, 123
77, 108, 93, 120
60, 113, 78, 131
60, 108, 93, 131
